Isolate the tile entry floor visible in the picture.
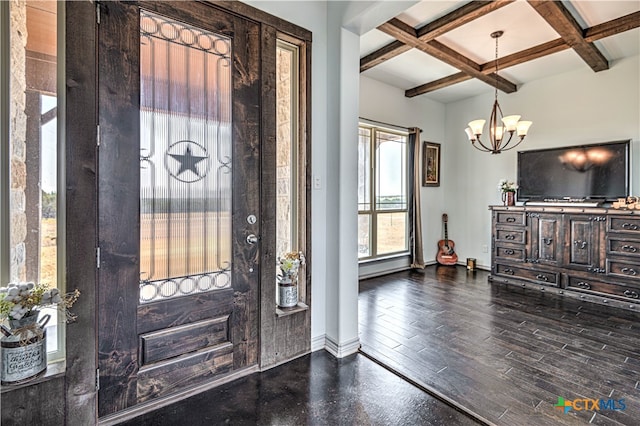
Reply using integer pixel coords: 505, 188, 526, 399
119, 349, 479, 425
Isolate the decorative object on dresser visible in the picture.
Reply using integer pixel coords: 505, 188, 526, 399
437, 214, 458, 266
612, 196, 640, 210
498, 179, 517, 206
464, 31, 532, 154
489, 205, 640, 311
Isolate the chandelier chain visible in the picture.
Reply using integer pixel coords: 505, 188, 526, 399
494, 33, 499, 100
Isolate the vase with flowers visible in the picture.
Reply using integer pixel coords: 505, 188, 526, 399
498, 179, 518, 206
276, 251, 305, 308
0, 282, 80, 384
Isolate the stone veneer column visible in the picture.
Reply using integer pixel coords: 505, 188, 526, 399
9, 0, 27, 281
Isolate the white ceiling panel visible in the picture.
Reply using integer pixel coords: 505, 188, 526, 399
395, 0, 467, 27
437, 1, 561, 64
362, 47, 460, 89
427, 78, 496, 104
568, 0, 640, 26
501, 50, 587, 87
595, 29, 640, 60
360, 30, 397, 57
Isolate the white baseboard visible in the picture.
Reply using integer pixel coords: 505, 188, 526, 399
324, 335, 360, 358
311, 334, 326, 352
311, 334, 361, 358
358, 265, 410, 280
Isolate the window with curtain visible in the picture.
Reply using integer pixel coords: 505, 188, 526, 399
358, 124, 409, 260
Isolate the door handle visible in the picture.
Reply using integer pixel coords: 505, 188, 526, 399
246, 234, 259, 245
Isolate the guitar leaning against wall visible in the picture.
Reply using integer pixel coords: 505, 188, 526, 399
437, 213, 458, 266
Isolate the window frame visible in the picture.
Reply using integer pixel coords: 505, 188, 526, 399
0, 1, 66, 363
272, 31, 309, 310
358, 123, 410, 261
275, 38, 301, 255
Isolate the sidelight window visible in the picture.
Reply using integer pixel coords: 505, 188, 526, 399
1, 1, 65, 361
276, 39, 300, 255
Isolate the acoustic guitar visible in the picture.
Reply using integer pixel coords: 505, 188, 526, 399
437, 213, 458, 266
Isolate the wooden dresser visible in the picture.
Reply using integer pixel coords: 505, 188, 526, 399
489, 205, 640, 311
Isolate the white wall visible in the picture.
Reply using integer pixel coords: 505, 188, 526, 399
243, 0, 330, 346
359, 76, 446, 270
445, 55, 640, 268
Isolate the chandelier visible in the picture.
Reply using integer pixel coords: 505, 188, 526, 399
464, 31, 532, 154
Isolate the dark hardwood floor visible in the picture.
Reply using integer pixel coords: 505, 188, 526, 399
359, 266, 640, 426
118, 349, 478, 425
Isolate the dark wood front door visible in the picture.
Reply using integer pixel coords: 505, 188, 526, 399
97, 1, 260, 417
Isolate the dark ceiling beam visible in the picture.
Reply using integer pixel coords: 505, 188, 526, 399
360, 0, 514, 73
416, 0, 514, 41
405, 73, 471, 98
527, 0, 609, 72
405, 39, 567, 97
405, 11, 639, 98
378, 18, 518, 93
584, 10, 640, 42
481, 39, 567, 72
360, 41, 411, 72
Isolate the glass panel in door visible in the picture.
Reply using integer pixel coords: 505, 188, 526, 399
139, 10, 232, 303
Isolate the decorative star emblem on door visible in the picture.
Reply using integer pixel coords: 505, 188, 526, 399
165, 140, 211, 183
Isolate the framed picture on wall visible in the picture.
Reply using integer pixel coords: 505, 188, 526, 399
423, 142, 440, 187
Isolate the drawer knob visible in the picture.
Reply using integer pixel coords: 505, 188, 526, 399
622, 245, 638, 253
504, 249, 515, 255
623, 290, 639, 299
504, 268, 515, 275
536, 274, 549, 282
506, 217, 516, 223
542, 238, 553, 246
576, 281, 591, 290
621, 267, 637, 276
622, 223, 639, 230
505, 234, 515, 240
573, 240, 587, 249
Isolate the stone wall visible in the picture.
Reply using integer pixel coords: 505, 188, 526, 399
276, 45, 292, 256
9, 0, 28, 282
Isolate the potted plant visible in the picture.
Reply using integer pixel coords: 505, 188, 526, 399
0, 282, 79, 384
276, 252, 305, 308
498, 179, 518, 206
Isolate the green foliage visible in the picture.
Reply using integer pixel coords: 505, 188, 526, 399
0, 296, 12, 318
42, 191, 57, 218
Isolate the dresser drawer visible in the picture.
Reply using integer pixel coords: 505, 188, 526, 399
567, 276, 640, 301
494, 244, 525, 262
608, 216, 640, 235
495, 211, 526, 226
494, 263, 559, 286
496, 228, 526, 244
607, 260, 640, 282
607, 237, 640, 258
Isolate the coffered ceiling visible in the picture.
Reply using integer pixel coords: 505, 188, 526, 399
360, 0, 640, 104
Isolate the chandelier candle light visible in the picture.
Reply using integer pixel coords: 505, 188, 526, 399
465, 31, 532, 154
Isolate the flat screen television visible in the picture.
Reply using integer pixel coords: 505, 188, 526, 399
517, 140, 630, 203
